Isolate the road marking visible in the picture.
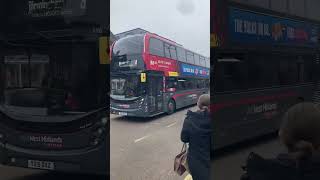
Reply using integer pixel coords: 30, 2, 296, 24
167, 122, 178, 128
134, 135, 151, 143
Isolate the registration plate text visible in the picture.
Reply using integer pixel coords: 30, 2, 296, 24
28, 160, 55, 170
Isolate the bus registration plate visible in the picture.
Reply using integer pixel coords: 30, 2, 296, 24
28, 160, 55, 170
118, 112, 127, 116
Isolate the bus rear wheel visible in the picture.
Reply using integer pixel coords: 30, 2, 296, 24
167, 99, 176, 114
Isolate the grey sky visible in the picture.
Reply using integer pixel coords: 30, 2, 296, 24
111, 0, 210, 57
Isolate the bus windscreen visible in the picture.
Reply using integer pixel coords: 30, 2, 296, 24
111, 75, 146, 100
3, 45, 100, 112
112, 35, 144, 56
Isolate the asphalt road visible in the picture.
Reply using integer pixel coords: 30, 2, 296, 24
0, 166, 106, 180
110, 105, 286, 180
211, 135, 286, 180
110, 106, 197, 180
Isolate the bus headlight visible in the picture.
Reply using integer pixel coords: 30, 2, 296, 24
85, 114, 106, 147
92, 123, 105, 134
93, 127, 104, 137
97, 128, 104, 135
0, 133, 6, 143
90, 129, 103, 146
90, 138, 100, 146
90, 120, 106, 146
101, 117, 108, 125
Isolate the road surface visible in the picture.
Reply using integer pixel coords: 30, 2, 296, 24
212, 136, 285, 180
0, 166, 106, 180
110, 106, 197, 180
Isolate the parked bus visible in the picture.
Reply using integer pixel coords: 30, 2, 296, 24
0, 0, 109, 175
110, 29, 210, 117
211, 1, 320, 150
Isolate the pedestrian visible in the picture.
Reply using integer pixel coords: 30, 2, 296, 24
241, 102, 320, 180
181, 94, 211, 180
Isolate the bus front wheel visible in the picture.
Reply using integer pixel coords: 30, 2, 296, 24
167, 99, 176, 114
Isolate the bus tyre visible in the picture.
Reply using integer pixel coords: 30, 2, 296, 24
167, 99, 176, 114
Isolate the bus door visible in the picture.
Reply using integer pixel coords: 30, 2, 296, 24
146, 73, 164, 114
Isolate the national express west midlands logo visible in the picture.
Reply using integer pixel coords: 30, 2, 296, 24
29, 135, 64, 148
29, 135, 63, 144
247, 103, 278, 115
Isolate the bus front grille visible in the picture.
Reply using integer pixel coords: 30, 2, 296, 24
0, 112, 99, 134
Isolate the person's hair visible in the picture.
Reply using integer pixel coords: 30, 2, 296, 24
197, 94, 210, 111
279, 102, 320, 161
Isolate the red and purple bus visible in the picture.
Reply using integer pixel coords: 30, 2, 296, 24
110, 29, 210, 117
0, 0, 109, 176
211, 1, 320, 150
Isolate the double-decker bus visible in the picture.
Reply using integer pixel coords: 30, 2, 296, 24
211, 0, 320, 150
110, 29, 210, 117
0, 0, 109, 175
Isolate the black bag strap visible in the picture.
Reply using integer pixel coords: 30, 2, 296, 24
181, 143, 187, 152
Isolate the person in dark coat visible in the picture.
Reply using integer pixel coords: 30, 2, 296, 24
242, 102, 320, 180
181, 94, 211, 180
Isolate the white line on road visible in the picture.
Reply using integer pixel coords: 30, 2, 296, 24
134, 135, 151, 143
166, 122, 178, 128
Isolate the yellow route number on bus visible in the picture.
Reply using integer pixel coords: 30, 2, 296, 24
169, 72, 179, 77
99, 36, 110, 65
141, 73, 147, 82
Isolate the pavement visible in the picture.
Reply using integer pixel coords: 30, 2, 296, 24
0, 166, 106, 180
211, 136, 285, 180
110, 106, 197, 180
110, 105, 285, 180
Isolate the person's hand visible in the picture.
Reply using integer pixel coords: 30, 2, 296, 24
184, 174, 192, 180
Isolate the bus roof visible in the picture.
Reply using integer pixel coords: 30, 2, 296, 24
146, 33, 182, 47
115, 28, 148, 39
114, 28, 209, 60
115, 28, 182, 46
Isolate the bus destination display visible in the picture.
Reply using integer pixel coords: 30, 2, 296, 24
27, 0, 87, 18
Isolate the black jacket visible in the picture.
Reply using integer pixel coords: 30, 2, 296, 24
181, 110, 211, 180
242, 152, 320, 180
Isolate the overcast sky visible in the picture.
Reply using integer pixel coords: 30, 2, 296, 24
111, 0, 210, 57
